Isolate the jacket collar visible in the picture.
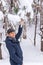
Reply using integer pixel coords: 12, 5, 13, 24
6, 36, 16, 42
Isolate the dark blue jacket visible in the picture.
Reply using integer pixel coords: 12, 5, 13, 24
5, 25, 23, 65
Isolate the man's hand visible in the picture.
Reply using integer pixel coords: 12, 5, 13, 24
19, 18, 24, 26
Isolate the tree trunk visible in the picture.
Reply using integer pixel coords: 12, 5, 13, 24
34, 14, 37, 46
23, 22, 27, 39
0, 44, 2, 59
41, 33, 43, 51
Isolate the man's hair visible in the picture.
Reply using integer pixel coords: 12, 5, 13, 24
7, 28, 15, 34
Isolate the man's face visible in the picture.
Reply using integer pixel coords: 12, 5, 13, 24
8, 32, 16, 38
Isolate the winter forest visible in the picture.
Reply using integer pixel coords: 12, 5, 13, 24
0, 0, 43, 65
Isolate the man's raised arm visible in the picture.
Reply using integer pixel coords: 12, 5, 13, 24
15, 19, 24, 40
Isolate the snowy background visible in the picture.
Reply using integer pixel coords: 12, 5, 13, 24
0, 0, 43, 65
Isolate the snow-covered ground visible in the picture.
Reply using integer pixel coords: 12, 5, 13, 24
21, 25, 43, 63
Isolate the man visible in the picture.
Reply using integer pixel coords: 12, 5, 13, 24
5, 20, 24, 65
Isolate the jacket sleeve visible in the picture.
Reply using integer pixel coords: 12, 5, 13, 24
6, 41, 22, 64
15, 25, 23, 40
